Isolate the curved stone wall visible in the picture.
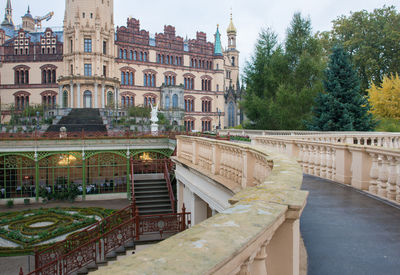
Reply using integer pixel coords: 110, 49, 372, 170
92, 136, 307, 275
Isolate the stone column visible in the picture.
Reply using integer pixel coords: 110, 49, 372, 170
101, 84, 105, 108
77, 83, 81, 108
70, 83, 74, 108
58, 85, 63, 107
94, 83, 99, 108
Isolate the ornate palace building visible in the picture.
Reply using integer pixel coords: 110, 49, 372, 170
0, 0, 242, 131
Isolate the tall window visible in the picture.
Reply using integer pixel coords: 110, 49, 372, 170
103, 65, 106, 77
107, 91, 114, 106
201, 78, 212, 91
184, 118, 195, 132
201, 98, 212, 112
84, 64, 92, 76
41, 65, 57, 84
184, 76, 194, 90
143, 72, 156, 87
84, 38, 92, 53
184, 96, 194, 112
172, 94, 178, 108
14, 91, 30, 110
165, 95, 170, 110
202, 120, 211, 132
103, 41, 107, 54
14, 66, 30, 84
62, 90, 68, 108
228, 102, 235, 127
144, 94, 156, 107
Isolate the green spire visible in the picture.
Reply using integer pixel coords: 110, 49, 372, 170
214, 24, 223, 56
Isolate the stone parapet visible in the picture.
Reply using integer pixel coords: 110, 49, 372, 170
92, 136, 307, 275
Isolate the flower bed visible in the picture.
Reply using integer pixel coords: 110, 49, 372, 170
0, 207, 114, 256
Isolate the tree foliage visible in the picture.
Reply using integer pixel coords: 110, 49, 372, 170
324, 6, 400, 92
307, 45, 375, 131
368, 73, 400, 120
241, 13, 324, 130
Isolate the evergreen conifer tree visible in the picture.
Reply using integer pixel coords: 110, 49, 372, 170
307, 45, 375, 131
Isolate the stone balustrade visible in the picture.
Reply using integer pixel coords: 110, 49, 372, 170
93, 136, 307, 275
253, 135, 400, 204
220, 129, 400, 148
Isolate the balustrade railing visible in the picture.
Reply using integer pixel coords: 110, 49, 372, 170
25, 207, 190, 275
253, 135, 400, 204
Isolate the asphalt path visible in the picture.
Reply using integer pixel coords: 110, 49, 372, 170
301, 174, 400, 275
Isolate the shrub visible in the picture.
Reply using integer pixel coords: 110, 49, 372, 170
6, 200, 13, 208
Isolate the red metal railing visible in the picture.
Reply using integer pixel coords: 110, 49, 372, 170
0, 130, 230, 141
24, 207, 190, 275
163, 160, 176, 213
35, 204, 135, 268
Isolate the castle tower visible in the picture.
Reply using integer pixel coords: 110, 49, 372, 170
58, 0, 119, 109
1, 0, 14, 30
223, 12, 240, 128
21, 6, 35, 32
224, 12, 239, 91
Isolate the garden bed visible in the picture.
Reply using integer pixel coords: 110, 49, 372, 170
0, 207, 114, 256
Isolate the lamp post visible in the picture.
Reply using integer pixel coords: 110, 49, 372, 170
217, 107, 221, 130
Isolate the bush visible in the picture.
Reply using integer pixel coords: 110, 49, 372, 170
6, 200, 13, 208
24, 199, 30, 205
375, 118, 400, 132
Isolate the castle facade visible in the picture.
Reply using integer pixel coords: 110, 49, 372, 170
0, 0, 241, 131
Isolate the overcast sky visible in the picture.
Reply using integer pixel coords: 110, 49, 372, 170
4, 0, 399, 75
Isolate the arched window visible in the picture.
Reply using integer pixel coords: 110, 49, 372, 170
83, 90, 92, 108
107, 91, 114, 106
123, 49, 127, 59
129, 50, 133, 60
119, 49, 123, 58
121, 72, 125, 85
172, 94, 178, 108
130, 72, 134, 86
121, 96, 126, 108
62, 90, 68, 108
228, 102, 235, 127
144, 52, 147, 61
134, 51, 137, 60
165, 95, 170, 110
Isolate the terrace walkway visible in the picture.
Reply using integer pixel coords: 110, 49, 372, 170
301, 174, 400, 275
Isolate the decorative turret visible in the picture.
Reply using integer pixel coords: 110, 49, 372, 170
22, 6, 35, 32
1, 0, 14, 29
227, 12, 236, 50
214, 24, 223, 56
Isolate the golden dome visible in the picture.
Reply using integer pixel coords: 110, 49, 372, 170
227, 12, 236, 34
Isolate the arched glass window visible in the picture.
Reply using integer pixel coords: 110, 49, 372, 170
121, 72, 125, 85
129, 50, 133, 60
134, 51, 137, 60
228, 102, 235, 127
172, 94, 178, 109
130, 72, 133, 86
165, 95, 170, 110
107, 91, 114, 106
83, 90, 92, 108
62, 90, 68, 108
121, 96, 125, 108
123, 49, 127, 59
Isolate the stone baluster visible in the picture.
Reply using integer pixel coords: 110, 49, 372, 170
368, 153, 379, 194
238, 259, 252, 275
377, 155, 389, 198
297, 144, 303, 167
331, 149, 336, 180
250, 241, 269, 274
326, 147, 332, 179
313, 146, 321, 176
308, 146, 315, 175
387, 156, 397, 201
396, 157, 400, 203
302, 145, 309, 174
319, 146, 327, 178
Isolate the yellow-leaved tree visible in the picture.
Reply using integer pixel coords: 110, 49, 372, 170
368, 73, 400, 120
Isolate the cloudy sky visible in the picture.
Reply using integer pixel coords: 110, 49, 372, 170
3, 0, 399, 74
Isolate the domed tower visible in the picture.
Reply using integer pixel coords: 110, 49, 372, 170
224, 12, 239, 91
21, 6, 35, 32
223, 12, 240, 128
58, 0, 119, 109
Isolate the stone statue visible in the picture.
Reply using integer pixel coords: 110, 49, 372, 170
150, 102, 159, 124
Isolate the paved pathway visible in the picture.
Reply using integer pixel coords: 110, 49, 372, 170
301, 174, 400, 275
